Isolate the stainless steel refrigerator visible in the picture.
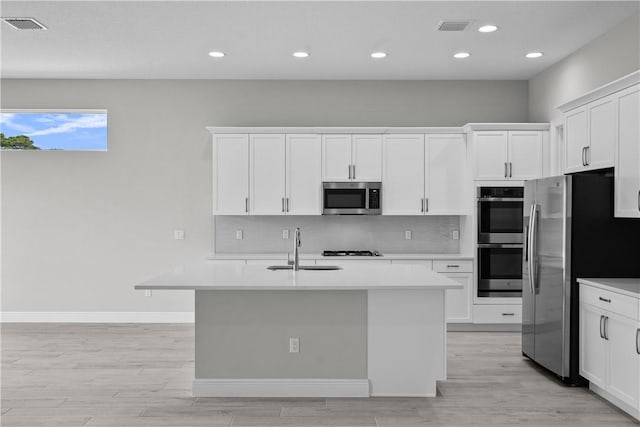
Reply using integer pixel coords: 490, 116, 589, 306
522, 170, 640, 384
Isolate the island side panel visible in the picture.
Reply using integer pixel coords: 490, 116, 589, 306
368, 289, 446, 397
195, 290, 367, 381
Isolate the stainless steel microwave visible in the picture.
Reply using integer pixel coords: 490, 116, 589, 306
322, 182, 382, 215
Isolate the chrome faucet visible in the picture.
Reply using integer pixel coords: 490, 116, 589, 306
293, 227, 301, 271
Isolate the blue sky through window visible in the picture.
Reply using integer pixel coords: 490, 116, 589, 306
0, 111, 107, 150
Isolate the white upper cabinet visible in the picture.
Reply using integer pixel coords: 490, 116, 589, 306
382, 134, 425, 215
322, 135, 352, 181
615, 84, 640, 218
352, 135, 383, 181
472, 129, 543, 180
383, 134, 469, 215
565, 106, 589, 173
473, 131, 509, 180
565, 93, 616, 174
508, 131, 543, 180
212, 134, 249, 215
286, 134, 322, 215
425, 134, 468, 214
322, 134, 382, 182
249, 134, 286, 215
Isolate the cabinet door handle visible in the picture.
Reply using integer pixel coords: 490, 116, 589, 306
636, 329, 639, 355
245, 197, 249, 213
637, 189, 639, 212
586, 146, 590, 166
599, 315, 605, 339
286, 197, 290, 212
420, 198, 424, 212
348, 165, 352, 179
604, 316, 609, 340
352, 164, 356, 180
501, 313, 515, 316
509, 162, 513, 178
282, 197, 285, 213
446, 265, 460, 268
581, 147, 586, 166
504, 162, 508, 178
425, 197, 429, 213
598, 297, 611, 303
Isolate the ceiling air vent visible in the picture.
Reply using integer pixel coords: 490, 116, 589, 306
436, 20, 471, 32
2, 17, 47, 30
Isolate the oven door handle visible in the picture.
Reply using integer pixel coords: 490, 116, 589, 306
477, 243, 523, 248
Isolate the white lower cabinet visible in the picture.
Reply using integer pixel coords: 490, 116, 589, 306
472, 304, 522, 324
579, 282, 640, 420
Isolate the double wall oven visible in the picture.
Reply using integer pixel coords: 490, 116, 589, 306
477, 186, 524, 298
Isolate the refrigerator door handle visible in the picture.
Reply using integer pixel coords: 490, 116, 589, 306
528, 203, 537, 294
524, 224, 529, 261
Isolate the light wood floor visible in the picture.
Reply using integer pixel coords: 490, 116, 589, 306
1, 324, 637, 426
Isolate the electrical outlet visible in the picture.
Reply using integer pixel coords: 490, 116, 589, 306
289, 337, 300, 353
282, 229, 289, 239
404, 230, 412, 240
174, 230, 185, 240
235, 230, 243, 240
452, 230, 459, 240
144, 290, 152, 297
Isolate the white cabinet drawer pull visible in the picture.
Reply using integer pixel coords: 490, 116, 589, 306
598, 296, 611, 303
446, 265, 460, 268
599, 315, 605, 339
636, 329, 640, 355
501, 312, 515, 316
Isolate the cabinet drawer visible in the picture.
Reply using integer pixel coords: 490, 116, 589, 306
580, 284, 638, 320
472, 305, 522, 324
391, 260, 433, 269
433, 260, 473, 273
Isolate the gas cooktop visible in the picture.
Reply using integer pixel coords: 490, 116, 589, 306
322, 250, 382, 257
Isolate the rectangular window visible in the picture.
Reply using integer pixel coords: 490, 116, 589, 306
0, 110, 107, 151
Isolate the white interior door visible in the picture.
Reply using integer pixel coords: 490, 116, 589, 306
508, 131, 543, 180
322, 135, 351, 181
249, 134, 286, 215
352, 135, 382, 181
473, 131, 508, 180
382, 135, 425, 215
425, 134, 468, 214
286, 134, 322, 215
213, 134, 249, 215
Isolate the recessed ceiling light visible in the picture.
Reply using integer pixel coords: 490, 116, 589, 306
371, 52, 387, 59
453, 52, 470, 59
525, 52, 543, 58
478, 24, 498, 33
208, 51, 225, 58
293, 51, 310, 58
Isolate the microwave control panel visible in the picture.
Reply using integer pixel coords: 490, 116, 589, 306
369, 189, 380, 209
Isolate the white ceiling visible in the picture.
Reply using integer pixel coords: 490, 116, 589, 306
1, 1, 638, 80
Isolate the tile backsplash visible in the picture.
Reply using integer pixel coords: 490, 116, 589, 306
214, 215, 460, 254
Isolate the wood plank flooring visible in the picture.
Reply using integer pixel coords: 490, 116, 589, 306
1, 324, 637, 426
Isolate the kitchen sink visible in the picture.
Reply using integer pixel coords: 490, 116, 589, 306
267, 265, 342, 271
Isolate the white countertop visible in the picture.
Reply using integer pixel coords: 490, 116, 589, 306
207, 253, 474, 261
135, 262, 463, 291
578, 278, 640, 298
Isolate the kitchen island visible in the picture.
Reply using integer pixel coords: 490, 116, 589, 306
136, 262, 462, 398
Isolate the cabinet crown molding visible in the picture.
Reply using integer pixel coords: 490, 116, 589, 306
556, 69, 640, 113
463, 123, 550, 132
207, 126, 466, 135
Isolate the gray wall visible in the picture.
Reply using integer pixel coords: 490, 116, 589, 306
215, 215, 460, 254
529, 14, 640, 123
1, 79, 528, 314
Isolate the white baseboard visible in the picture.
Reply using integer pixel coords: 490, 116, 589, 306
0, 311, 195, 323
590, 383, 640, 421
192, 378, 370, 398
